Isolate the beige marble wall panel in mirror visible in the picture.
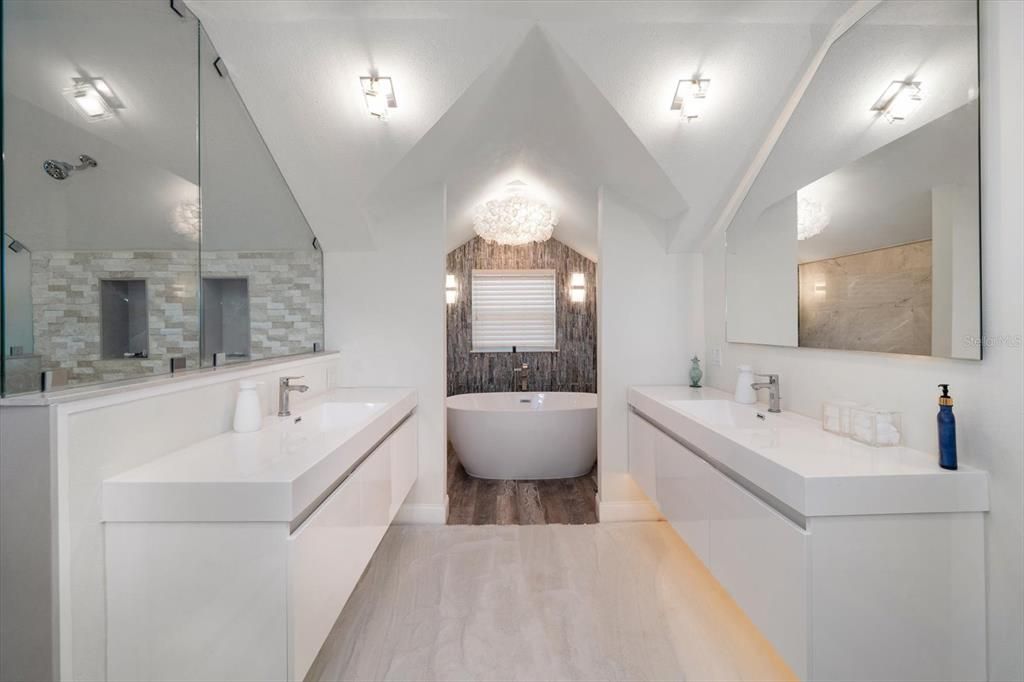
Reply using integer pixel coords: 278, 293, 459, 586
726, 0, 981, 359
198, 27, 324, 367
2, 0, 201, 393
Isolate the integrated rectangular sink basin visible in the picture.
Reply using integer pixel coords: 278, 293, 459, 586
281, 401, 387, 433
667, 399, 785, 429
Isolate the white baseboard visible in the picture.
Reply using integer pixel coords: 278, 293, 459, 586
598, 498, 662, 522
394, 496, 448, 525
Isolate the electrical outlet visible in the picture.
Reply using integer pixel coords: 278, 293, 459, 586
711, 347, 722, 367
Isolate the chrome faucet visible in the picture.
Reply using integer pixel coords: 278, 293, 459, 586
278, 376, 309, 417
750, 373, 782, 413
512, 361, 529, 392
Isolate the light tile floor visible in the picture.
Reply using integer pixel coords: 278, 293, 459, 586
309, 522, 795, 682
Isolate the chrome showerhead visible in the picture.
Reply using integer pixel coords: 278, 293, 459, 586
43, 160, 73, 180
43, 154, 97, 181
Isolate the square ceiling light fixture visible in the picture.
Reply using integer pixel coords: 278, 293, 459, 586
360, 76, 397, 121
62, 77, 124, 122
671, 77, 711, 121
872, 80, 923, 124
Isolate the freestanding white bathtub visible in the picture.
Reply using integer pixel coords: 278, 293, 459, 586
447, 392, 597, 480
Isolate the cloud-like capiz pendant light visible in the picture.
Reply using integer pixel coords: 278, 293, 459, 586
472, 181, 558, 246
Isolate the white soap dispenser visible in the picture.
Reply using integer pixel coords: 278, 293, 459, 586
233, 380, 263, 433
734, 365, 757, 404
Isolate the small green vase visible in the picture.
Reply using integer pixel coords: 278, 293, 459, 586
688, 356, 703, 388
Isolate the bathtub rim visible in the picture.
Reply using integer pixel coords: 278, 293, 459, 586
445, 391, 597, 414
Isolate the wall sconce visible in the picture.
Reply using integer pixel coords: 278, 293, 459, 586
671, 77, 711, 122
814, 281, 827, 297
569, 272, 586, 303
871, 80, 923, 124
445, 274, 458, 305
360, 76, 397, 121
63, 77, 123, 122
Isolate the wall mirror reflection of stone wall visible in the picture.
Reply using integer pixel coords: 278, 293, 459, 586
725, 0, 981, 360
1, 0, 324, 396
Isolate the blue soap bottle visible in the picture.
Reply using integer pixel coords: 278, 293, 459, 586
937, 384, 957, 470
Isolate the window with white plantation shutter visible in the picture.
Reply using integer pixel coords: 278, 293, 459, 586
471, 269, 556, 351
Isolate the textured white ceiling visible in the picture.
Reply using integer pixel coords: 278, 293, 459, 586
186, 0, 854, 254
372, 27, 688, 260
542, 9, 848, 252
732, 0, 979, 234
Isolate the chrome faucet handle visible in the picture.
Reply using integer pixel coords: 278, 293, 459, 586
280, 375, 304, 383
750, 373, 782, 413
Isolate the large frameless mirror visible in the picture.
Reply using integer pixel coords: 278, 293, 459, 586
725, 0, 981, 359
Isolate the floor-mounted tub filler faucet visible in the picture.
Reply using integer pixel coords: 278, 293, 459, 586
278, 375, 309, 416
750, 373, 782, 413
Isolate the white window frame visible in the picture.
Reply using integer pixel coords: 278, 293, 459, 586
471, 269, 557, 352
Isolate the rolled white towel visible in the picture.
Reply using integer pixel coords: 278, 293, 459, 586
876, 422, 901, 446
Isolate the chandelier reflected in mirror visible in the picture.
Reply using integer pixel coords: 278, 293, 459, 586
472, 181, 558, 245
797, 194, 829, 241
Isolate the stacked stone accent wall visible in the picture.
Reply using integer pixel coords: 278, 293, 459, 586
446, 236, 597, 396
26, 249, 322, 388
31, 250, 200, 385
203, 250, 324, 361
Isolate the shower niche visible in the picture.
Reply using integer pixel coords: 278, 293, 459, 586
100, 279, 149, 360
1, 0, 324, 396
202, 278, 251, 363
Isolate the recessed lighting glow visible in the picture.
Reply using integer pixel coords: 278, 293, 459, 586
360, 76, 396, 121
671, 78, 711, 122
63, 82, 113, 121
872, 81, 923, 124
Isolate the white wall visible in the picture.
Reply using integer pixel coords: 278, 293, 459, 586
931, 183, 982, 359
726, 193, 798, 346
701, 2, 1023, 676
597, 187, 702, 520
324, 185, 447, 523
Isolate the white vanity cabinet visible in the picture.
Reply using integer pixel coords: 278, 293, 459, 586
705, 464, 809, 677
629, 412, 808, 673
104, 395, 418, 682
627, 389, 988, 682
288, 416, 417, 680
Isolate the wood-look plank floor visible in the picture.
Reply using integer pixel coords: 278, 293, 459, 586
308, 523, 797, 681
446, 445, 598, 525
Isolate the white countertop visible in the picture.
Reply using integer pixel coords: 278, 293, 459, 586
103, 387, 416, 524
629, 385, 989, 517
